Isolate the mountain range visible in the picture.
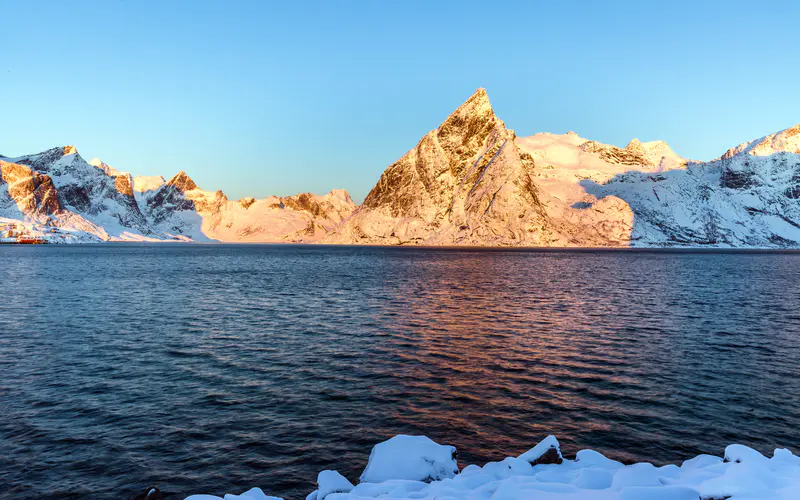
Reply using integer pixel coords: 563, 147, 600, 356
2, 88, 799, 247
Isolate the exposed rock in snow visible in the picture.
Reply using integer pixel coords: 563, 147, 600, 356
89, 157, 125, 177
518, 435, 563, 465
722, 124, 800, 159
724, 444, 769, 464
583, 127, 800, 247
143, 170, 356, 243
183, 435, 800, 500
0, 160, 62, 216
129, 486, 164, 500
0, 146, 152, 239
322, 89, 679, 247
359, 435, 459, 483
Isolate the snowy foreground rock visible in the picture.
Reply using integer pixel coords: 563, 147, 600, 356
184, 435, 800, 500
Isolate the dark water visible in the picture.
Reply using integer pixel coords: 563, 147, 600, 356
1, 245, 799, 500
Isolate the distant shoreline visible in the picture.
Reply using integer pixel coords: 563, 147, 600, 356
5, 241, 800, 253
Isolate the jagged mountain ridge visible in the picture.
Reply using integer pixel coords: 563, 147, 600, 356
325, 88, 800, 247
325, 89, 652, 246
0, 147, 355, 242
3, 89, 799, 246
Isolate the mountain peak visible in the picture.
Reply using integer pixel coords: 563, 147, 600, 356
433, 88, 504, 169
470, 87, 489, 101
89, 157, 125, 177
63, 145, 78, 156
167, 170, 198, 192
723, 123, 800, 159
642, 140, 670, 150
446, 88, 493, 121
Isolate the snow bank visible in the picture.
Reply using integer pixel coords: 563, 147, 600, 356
184, 435, 800, 500
186, 487, 282, 500
312, 470, 355, 500
359, 435, 458, 483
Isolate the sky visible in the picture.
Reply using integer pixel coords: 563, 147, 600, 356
2, 0, 799, 203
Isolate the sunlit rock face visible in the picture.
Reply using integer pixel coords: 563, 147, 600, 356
325, 89, 643, 246
0, 160, 62, 216
327, 89, 554, 246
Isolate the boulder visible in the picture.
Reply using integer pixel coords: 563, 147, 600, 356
518, 435, 563, 465
129, 487, 164, 500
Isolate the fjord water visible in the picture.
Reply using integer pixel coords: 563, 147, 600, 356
1, 246, 799, 499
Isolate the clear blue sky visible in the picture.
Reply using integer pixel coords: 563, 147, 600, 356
2, 0, 798, 202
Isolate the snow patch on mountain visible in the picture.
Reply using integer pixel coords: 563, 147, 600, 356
133, 175, 166, 192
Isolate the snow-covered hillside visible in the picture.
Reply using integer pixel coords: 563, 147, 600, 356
580, 125, 800, 246
324, 89, 800, 248
0, 147, 355, 242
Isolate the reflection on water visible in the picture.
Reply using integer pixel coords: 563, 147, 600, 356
1, 245, 799, 499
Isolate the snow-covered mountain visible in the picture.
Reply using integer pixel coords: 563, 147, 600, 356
0, 147, 355, 242
578, 125, 800, 246
325, 89, 800, 247
2, 89, 798, 246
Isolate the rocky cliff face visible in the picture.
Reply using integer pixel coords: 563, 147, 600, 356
0, 160, 62, 217
328, 89, 553, 245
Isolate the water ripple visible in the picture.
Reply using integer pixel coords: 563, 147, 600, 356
0, 245, 799, 499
